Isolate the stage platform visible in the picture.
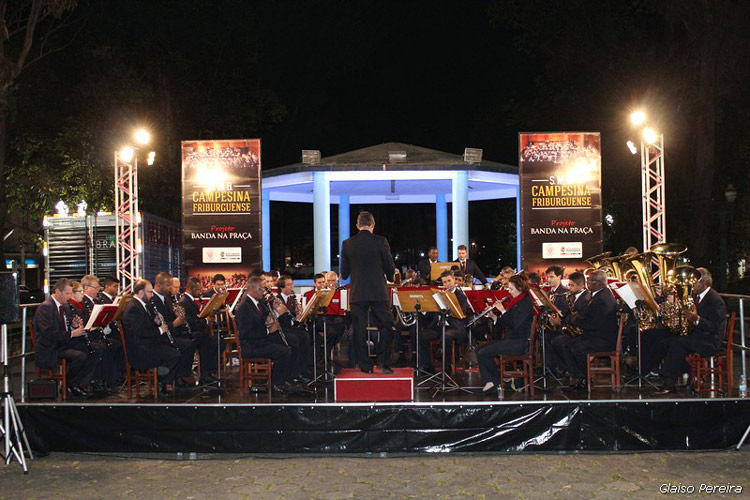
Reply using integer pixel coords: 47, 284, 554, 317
17, 368, 750, 454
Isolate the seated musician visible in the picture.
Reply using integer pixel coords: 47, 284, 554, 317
542, 266, 569, 373
417, 270, 472, 375
476, 274, 535, 393
121, 279, 180, 395
549, 271, 591, 378
453, 271, 465, 288
33, 278, 100, 398
97, 275, 119, 304
175, 276, 223, 385
78, 275, 123, 392
561, 270, 619, 392
653, 268, 726, 394
490, 266, 515, 290
313, 272, 326, 290
150, 272, 198, 386
274, 275, 312, 383
235, 275, 294, 395
416, 246, 439, 285
202, 273, 226, 298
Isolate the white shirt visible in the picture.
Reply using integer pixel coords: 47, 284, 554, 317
153, 291, 166, 304
184, 292, 195, 301
591, 288, 603, 297
102, 292, 114, 302
696, 286, 710, 304
574, 290, 585, 301
134, 296, 148, 311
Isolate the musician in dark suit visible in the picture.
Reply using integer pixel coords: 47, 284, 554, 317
543, 266, 569, 373
456, 244, 488, 287
121, 279, 180, 394
477, 274, 535, 392
562, 270, 619, 391
276, 275, 313, 382
149, 272, 198, 384
653, 268, 726, 393
550, 272, 591, 377
33, 278, 99, 397
340, 211, 396, 374
235, 275, 293, 394
416, 246, 439, 285
177, 276, 222, 384
79, 274, 123, 390
417, 270, 472, 375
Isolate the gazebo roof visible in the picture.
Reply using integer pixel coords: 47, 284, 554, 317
265, 142, 517, 175
261, 142, 519, 204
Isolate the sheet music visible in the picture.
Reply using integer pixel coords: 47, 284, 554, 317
432, 292, 449, 311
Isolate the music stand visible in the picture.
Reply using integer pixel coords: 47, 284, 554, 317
197, 292, 228, 390
396, 288, 438, 380
528, 287, 563, 391
429, 290, 472, 396
310, 290, 337, 384
112, 295, 133, 322
430, 262, 458, 284
619, 282, 661, 390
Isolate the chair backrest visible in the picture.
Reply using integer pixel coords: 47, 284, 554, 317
27, 321, 36, 349
724, 312, 736, 355
116, 320, 132, 370
528, 315, 538, 355
614, 313, 626, 355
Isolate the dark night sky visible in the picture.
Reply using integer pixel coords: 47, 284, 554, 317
10, 0, 750, 281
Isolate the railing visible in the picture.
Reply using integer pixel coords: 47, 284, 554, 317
720, 293, 749, 385
11, 302, 43, 403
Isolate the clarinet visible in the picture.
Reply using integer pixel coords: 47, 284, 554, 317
261, 288, 289, 347
69, 312, 95, 355
153, 309, 178, 348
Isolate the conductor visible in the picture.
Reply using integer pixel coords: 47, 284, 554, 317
340, 211, 396, 374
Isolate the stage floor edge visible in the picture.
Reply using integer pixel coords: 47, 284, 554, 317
18, 397, 750, 454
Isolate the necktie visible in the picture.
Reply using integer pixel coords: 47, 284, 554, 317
461, 261, 466, 272
58, 305, 65, 324
287, 295, 296, 314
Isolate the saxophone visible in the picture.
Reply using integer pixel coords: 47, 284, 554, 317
172, 300, 192, 337
563, 292, 583, 336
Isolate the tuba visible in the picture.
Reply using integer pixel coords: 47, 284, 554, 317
650, 242, 687, 287
623, 251, 660, 329
666, 265, 701, 336
584, 251, 612, 277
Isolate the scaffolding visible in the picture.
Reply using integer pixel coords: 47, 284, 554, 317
114, 152, 141, 293
641, 134, 666, 280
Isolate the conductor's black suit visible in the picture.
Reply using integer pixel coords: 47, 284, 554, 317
340, 228, 396, 371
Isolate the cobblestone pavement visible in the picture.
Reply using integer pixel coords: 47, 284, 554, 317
0, 450, 748, 499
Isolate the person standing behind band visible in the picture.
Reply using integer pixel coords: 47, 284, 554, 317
340, 211, 396, 374
456, 244, 488, 287
416, 246, 439, 285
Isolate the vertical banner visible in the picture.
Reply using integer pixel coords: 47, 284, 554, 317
519, 132, 602, 277
182, 139, 261, 288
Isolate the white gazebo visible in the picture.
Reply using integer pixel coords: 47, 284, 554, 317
261, 142, 520, 278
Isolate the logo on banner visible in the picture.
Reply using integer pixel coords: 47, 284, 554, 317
542, 242, 582, 259
202, 247, 242, 263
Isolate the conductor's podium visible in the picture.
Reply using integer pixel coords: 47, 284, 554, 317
334, 368, 414, 402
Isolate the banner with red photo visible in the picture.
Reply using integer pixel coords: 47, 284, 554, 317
519, 132, 603, 277
181, 139, 261, 288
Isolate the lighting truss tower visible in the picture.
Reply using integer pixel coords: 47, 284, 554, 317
640, 134, 666, 281
114, 151, 140, 293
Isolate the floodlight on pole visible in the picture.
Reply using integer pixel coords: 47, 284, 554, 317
120, 146, 135, 163
642, 128, 658, 145
630, 110, 646, 126
135, 129, 150, 145
147, 151, 156, 166
626, 140, 638, 155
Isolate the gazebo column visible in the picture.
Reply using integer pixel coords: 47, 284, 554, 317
313, 171, 331, 273
451, 170, 469, 259
338, 194, 350, 264
515, 184, 522, 269
262, 188, 270, 270
435, 193, 448, 262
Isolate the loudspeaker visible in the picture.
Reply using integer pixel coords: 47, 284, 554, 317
0, 272, 20, 324
28, 380, 58, 399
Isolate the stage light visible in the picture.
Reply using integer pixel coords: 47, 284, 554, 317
120, 146, 135, 163
626, 140, 637, 155
641, 128, 658, 145
147, 151, 156, 166
605, 214, 614, 226
630, 110, 645, 126
77, 200, 88, 217
135, 129, 150, 145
